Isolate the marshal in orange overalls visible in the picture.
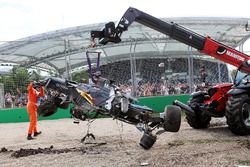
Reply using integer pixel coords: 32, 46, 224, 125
27, 82, 44, 140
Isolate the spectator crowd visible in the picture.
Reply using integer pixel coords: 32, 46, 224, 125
2, 58, 230, 108
4, 92, 28, 108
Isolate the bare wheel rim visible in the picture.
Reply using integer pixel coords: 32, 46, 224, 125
242, 103, 250, 126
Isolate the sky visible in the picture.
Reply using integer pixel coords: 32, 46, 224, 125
1, 0, 250, 42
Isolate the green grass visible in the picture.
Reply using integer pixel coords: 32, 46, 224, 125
167, 138, 236, 145
187, 139, 235, 144
237, 160, 250, 165
168, 140, 185, 147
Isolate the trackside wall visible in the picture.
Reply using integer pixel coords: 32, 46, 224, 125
0, 95, 190, 123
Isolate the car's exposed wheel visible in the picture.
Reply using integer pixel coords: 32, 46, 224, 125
186, 95, 211, 129
226, 94, 250, 135
163, 105, 181, 132
139, 133, 156, 150
37, 101, 58, 117
57, 102, 70, 109
53, 97, 70, 109
70, 107, 87, 121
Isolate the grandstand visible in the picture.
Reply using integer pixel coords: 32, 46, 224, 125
0, 17, 250, 107
100, 58, 229, 84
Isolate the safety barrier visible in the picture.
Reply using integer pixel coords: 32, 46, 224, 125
135, 94, 190, 112
0, 94, 190, 123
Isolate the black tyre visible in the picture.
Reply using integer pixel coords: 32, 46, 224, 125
57, 102, 70, 109
186, 95, 211, 129
70, 107, 86, 121
37, 101, 58, 117
163, 105, 181, 132
225, 94, 250, 135
139, 133, 156, 150
53, 97, 70, 109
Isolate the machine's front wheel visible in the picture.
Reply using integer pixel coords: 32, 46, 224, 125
186, 95, 211, 129
226, 94, 250, 135
139, 133, 156, 150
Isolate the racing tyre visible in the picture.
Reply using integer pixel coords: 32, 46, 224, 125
186, 95, 211, 129
37, 101, 58, 117
70, 107, 86, 121
163, 105, 181, 132
139, 133, 156, 150
226, 94, 250, 135
58, 102, 70, 109
53, 97, 70, 109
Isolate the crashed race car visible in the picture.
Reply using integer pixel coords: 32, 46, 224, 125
37, 76, 181, 149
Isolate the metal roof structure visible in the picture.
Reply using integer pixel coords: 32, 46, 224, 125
0, 17, 249, 75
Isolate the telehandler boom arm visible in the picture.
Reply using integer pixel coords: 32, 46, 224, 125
91, 7, 249, 68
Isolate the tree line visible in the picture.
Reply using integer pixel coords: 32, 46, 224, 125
0, 66, 89, 95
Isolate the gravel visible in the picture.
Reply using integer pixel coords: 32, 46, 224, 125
0, 117, 250, 167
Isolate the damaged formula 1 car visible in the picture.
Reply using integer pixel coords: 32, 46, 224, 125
37, 75, 181, 149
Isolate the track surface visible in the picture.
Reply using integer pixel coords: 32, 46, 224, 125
0, 118, 249, 167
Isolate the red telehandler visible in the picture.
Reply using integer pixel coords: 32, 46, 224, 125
91, 7, 250, 135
